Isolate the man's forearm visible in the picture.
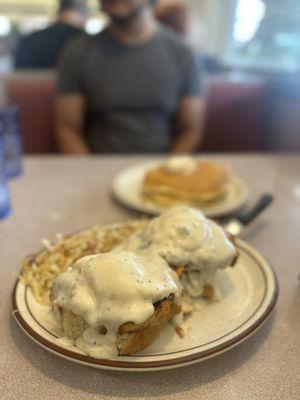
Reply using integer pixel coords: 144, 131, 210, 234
57, 127, 90, 155
172, 97, 206, 154
171, 129, 202, 154
55, 95, 89, 155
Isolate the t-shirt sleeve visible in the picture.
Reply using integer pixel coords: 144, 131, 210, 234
57, 35, 87, 94
180, 45, 203, 97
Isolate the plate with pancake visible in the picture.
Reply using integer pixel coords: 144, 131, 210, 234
12, 207, 278, 372
112, 158, 249, 217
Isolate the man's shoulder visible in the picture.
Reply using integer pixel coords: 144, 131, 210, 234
53, 22, 82, 35
60, 32, 95, 56
21, 24, 61, 41
19, 24, 79, 45
18, 28, 48, 47
157, 25, 191, 54
65, 29, 110, 50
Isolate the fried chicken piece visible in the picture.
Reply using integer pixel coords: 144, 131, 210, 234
117, 299, 181, 356
58, 298, 181, 356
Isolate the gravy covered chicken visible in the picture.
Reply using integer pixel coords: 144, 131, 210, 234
142, 157, 230, 207
24, 206, 238, 359
120, 206, 238, 299
51, 251, 182, 358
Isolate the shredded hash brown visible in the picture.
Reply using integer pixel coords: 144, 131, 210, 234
21, 221, 147, 305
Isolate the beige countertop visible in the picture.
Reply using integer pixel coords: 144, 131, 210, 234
1, 155, 299, 400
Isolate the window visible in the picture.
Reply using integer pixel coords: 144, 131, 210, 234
222, 0, 300, 73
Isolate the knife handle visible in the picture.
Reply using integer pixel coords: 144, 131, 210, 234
237, 194, 274, 226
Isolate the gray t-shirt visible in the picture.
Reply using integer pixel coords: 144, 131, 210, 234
58, 26, 202, 153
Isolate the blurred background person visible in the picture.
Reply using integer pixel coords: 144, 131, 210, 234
154, 1, 222, 73
15, 0, 89, 69
55, 0, 206, 154
155, 0, 187, 35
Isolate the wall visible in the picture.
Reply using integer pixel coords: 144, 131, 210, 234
185, 0, 233, 56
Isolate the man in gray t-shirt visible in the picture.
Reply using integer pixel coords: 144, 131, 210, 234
56, 0, 206, 154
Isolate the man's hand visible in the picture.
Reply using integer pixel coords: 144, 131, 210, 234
171, 97, 206, 154
55, 94, 90, 154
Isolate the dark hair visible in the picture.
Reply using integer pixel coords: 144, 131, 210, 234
58, 0, 88, 13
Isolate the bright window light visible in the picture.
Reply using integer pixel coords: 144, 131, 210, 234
0, 16, 11, 37
233, 0, 266, 43
85, 18, 106, 35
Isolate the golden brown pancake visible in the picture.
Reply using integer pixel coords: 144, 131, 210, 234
143, 161, 230, 207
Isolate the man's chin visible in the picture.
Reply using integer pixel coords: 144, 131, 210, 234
109, 14, 137, 25
105, 4, 146, 25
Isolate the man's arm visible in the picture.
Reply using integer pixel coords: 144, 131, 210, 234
171, 96, 206, 154
55, 94, 90, 154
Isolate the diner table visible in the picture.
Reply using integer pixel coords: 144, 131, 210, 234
0, 154, 299, 400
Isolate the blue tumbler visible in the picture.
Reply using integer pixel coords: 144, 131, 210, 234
0, 134, 10, 219
0, 105, 22, 178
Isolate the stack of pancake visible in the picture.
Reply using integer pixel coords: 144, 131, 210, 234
143, 158, 230, 208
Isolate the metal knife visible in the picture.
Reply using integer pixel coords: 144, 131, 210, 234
224, 194, 274, 236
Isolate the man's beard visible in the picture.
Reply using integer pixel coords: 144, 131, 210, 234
102, 1, 146, 26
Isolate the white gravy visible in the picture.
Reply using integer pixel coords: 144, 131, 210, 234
121, 206, 236, 297
51, 250, 182, 358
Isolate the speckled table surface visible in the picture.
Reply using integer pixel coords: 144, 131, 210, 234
1, 155, 299, 400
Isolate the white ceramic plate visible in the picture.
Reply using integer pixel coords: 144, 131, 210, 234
112, 161, 250, 218
12, 237, 278, 372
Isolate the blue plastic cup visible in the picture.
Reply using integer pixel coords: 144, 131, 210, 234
0, 105, 22, 178
0, 134, 11, 219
